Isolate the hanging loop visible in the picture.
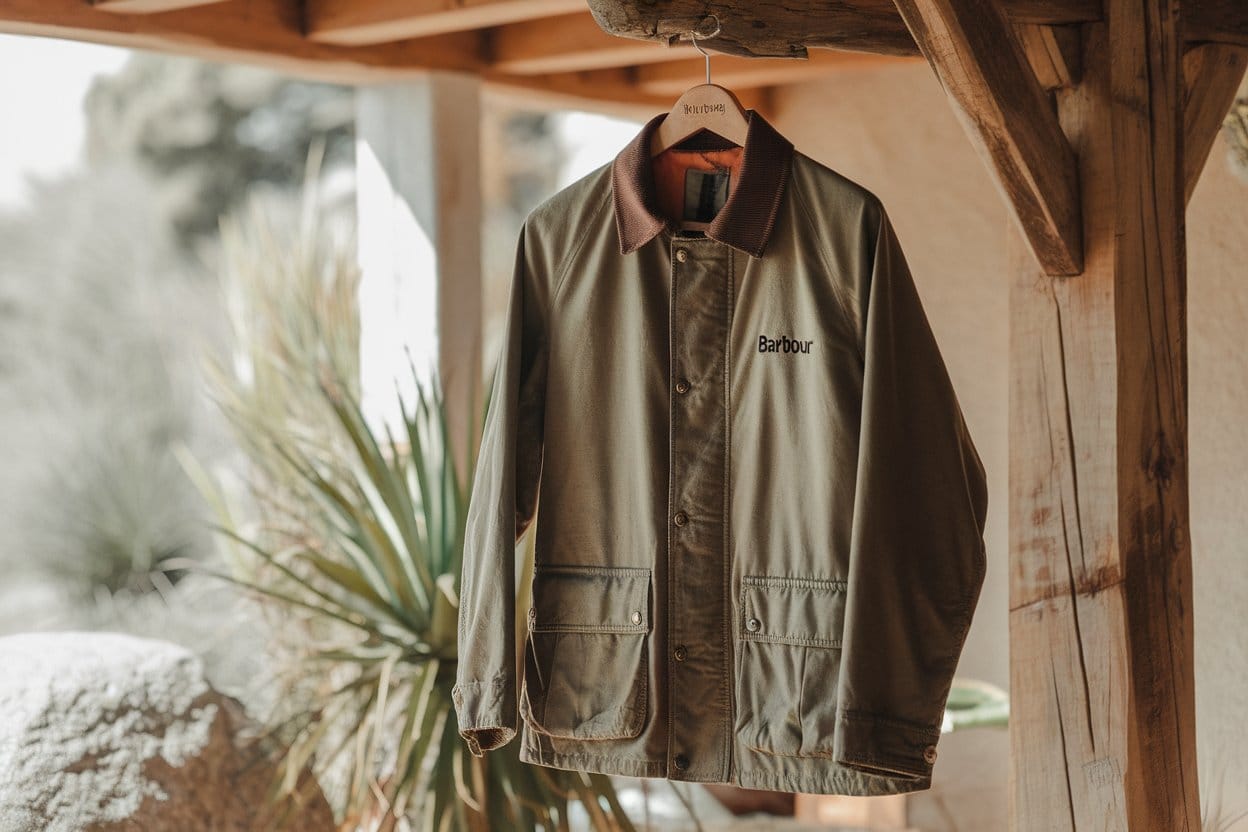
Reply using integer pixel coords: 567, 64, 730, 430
687, 14, 721, 85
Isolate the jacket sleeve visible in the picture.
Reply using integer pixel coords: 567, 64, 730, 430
831, 200, 989, 780
451, 221, 547, 758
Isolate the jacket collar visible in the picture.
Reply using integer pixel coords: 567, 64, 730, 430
611, 108, 794, 258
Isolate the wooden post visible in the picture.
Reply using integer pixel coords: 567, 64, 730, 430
1008, 1, 1198, 828
355, 72, 483, 474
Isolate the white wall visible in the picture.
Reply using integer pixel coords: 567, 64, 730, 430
772, 62, 1248, 831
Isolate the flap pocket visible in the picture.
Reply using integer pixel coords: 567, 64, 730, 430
529, 564, 651, 633
735, 574, 846, 757
521, 564, 652, 740
740, 575, 846, 646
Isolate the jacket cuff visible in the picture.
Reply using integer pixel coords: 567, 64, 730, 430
832, 708, 942, 780
451, 673, 517, 757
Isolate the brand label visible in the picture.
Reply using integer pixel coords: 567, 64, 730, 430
682, 102, 726, 115
758, 335, 814, 354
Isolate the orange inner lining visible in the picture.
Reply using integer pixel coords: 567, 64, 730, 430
651, 145, 743, 227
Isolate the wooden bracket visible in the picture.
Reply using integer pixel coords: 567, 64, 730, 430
1015, 23, 1081, 89
891, 0, 1083, 275
1182, 43, 1248, 204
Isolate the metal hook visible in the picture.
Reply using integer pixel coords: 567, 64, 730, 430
687, 14, 721, 85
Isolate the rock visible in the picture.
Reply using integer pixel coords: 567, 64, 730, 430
0, 632, 334, 832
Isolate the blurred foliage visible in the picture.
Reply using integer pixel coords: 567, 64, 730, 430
1227, 96, 1248, 185
0, 50, 358, 605
0, 160, 224, 599
183, 150, 637, 831
84, 53, 354, 250
942, 678, 1009, 732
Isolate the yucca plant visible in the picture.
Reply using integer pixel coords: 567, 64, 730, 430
181, 145, 639, 831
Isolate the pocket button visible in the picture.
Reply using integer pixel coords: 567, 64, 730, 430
745, 617, 761, 632
630, 609, 643, 625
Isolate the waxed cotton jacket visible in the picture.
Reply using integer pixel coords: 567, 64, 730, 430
452, 108, 989, 796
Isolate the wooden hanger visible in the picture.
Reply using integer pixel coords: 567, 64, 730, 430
649, 15, 749, 157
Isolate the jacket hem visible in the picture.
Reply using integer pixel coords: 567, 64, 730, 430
519, 733, 932, 796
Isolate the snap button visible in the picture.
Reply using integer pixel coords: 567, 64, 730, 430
675, 379, 691, 395
673, 644, 688, 662
673, 511, 688, 527
630, 609, 643, 625
675, 248, 689, 262
923, 744, 938, 764
745, 617, 761, 632
673, 752, 690, 771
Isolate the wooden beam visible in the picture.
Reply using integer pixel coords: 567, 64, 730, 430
585, 0, 1102, 60
481, 72, 763, 118
1182, 43, 1248, 203
1186, 0, 1248, 50
88, 0, 227, 12
632, 50, 915, 96
481, 68, 695, 115
891, 0, 1082, 274
355, 73, 483, 469
1015, 23, 1081, 89
0, 0, 483, 82
488, 12, 676, 74
1009, 2, 1198, 829
305, 0, 583, 45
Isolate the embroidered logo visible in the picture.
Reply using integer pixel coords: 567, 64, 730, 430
758, 334, 814, 355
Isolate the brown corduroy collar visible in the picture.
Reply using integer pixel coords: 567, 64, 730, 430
611, 108, 795, 259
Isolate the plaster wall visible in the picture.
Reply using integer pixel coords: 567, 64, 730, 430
772, 63, 1248, 831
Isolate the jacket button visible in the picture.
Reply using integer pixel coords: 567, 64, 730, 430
673, 511, 688, 527
673, 753, 690, 771
745, 617, 761, 632
630, 609, 643, 625
675, 248, 689, 263
923, 744, 938, 764
675, 379, 691, 395
673, 644, 688, 661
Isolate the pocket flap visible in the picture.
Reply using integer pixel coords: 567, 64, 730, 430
530, 564, 651, 633
740, 575, 846, 647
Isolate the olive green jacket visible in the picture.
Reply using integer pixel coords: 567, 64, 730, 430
452, 109, 989, 796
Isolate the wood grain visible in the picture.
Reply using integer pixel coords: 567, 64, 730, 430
1186, 0, 1248, 49
1009, 3, 1199, 829
584, 0, 1101, 60
891, 0, 1083, 275
1015, 23, 1081, 89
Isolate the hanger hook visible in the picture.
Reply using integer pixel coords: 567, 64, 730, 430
688, 14, 721, 85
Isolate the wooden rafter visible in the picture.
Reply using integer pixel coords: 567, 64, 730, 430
891, 0, 1082, 275
1182, 43, 1248, 203
631, 50, 913, 95
487, 12, 674, 74
89, 0, 227, 12
304, 0, 583, 45
0, 0, 484, 82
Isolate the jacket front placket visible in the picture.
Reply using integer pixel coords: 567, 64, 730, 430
666, 232, 734, 782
